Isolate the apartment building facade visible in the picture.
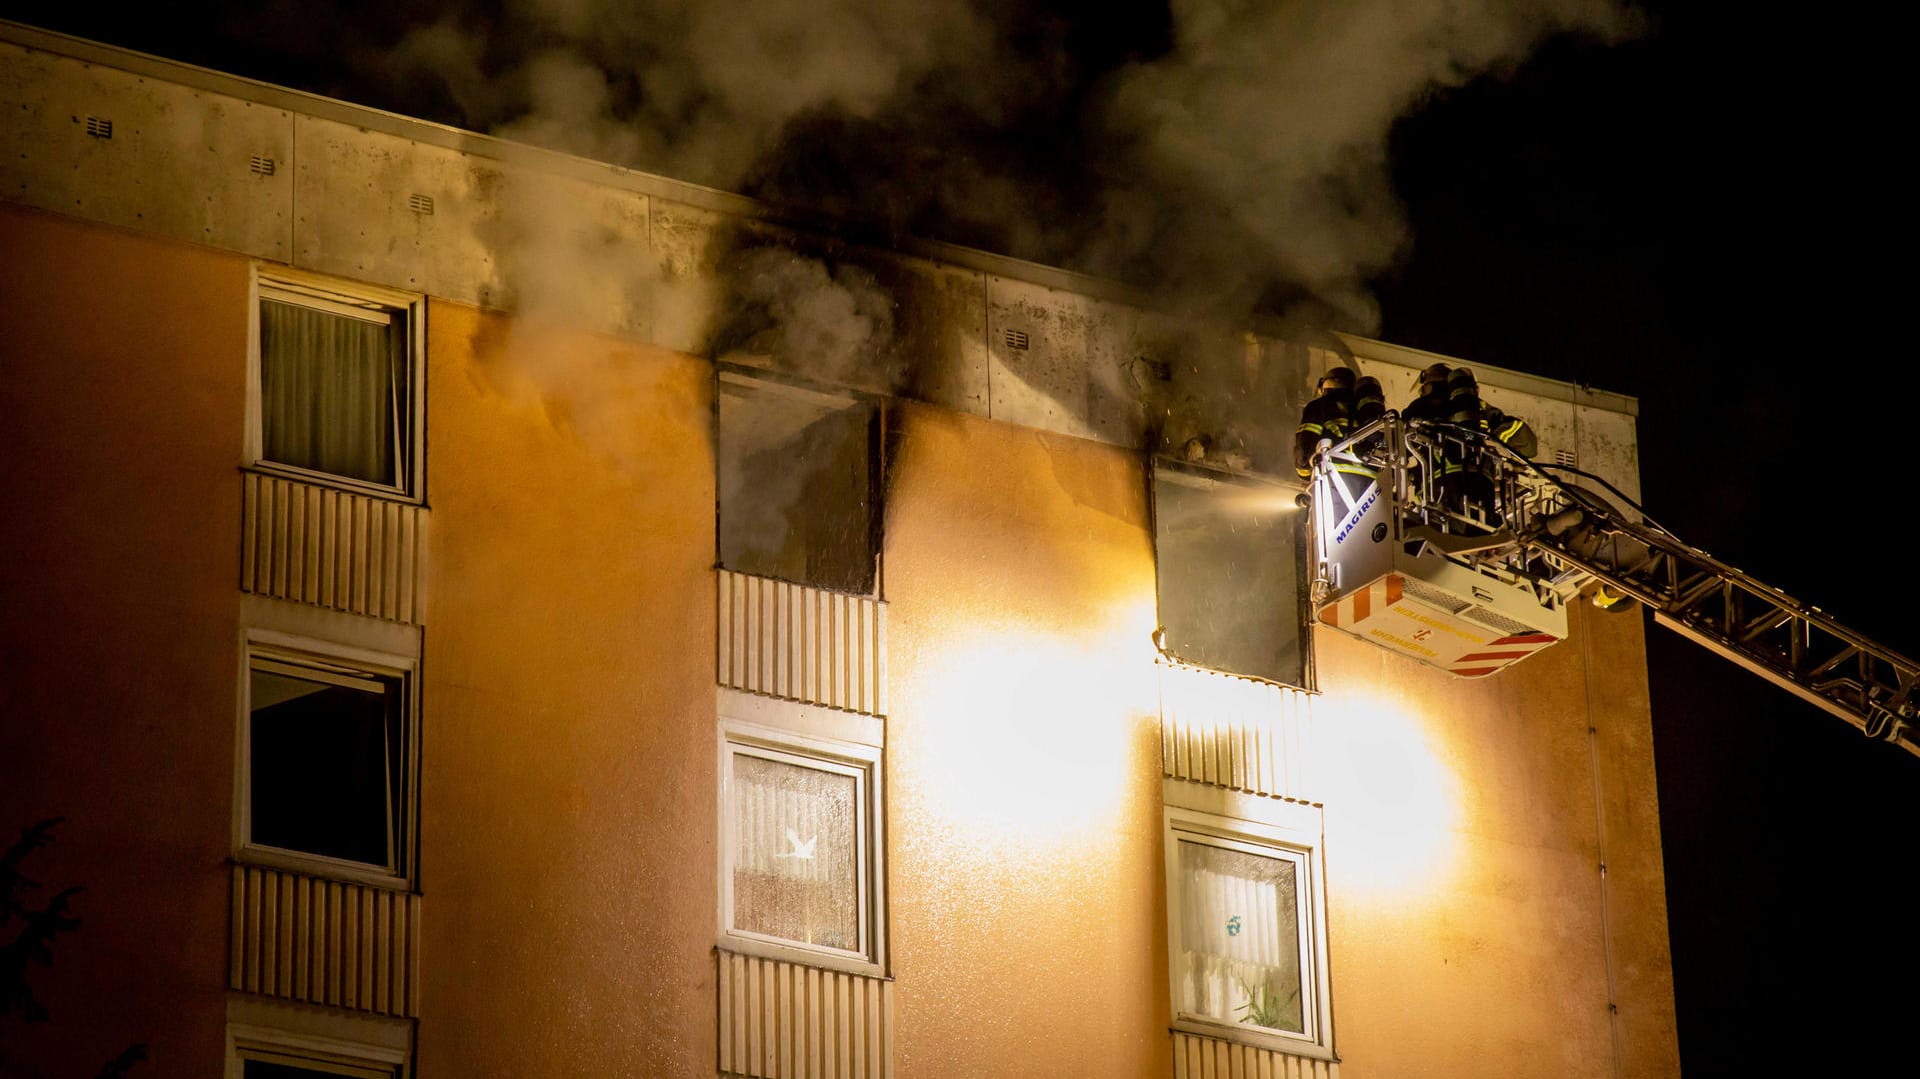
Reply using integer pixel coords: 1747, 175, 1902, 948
0, 22, 1679, 1078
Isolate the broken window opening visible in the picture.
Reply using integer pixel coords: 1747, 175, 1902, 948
717, 368, 881, 596
1151, 457, 1311, 689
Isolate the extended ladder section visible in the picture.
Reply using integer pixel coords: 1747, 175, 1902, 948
1309, 415, 1920, 755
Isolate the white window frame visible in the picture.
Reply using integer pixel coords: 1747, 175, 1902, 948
248, 265, 426, 502
226, 993, 409, 1079
717, 702, 886, 977
1163, 787, 1334, 1060
235, 627, 419, 891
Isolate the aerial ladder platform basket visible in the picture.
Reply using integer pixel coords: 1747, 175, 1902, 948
1307, 414, 1920, 755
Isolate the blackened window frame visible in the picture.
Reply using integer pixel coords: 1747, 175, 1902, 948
714, 363, 885, 598
1148, 455, 1315, 691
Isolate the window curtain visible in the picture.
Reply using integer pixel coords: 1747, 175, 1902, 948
1177, 840, 1305, 1033
260, 299, 401, 486
732, 754, 859, 950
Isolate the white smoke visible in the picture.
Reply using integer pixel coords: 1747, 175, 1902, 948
1094, 0, 1641, 326
719, 248, 899, 390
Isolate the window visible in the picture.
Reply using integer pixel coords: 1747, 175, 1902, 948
237, 1051, 396, 1079
720, 718, 884, 972
241, 645, 414, 884
1164, 802, 1332, 1057
1151, 457, 1310, 688
227, 992, 409, 1079
253, 270, 423, 497
717, 369, 881, 595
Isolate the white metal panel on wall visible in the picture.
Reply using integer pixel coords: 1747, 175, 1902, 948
1172, 1031, 1338, 1079
718, 570, 886, 717
0, 41, 292, 260
717, 949, 892, 1079
229, 863, 420, 1018
1573, 403, 1642, 505
293, 114, 653, 341
1160, 663, 1320, 805
985, 274, 1085, 436
878, 253, 989, 417
290, 115, 500, 306
241, 472, 428, 624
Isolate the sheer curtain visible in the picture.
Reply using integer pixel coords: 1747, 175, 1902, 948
732, 753, 859, 951
260, 299, 402, 486
1177, 839, 1305, 1034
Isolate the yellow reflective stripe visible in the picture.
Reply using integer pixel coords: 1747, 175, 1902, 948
1299, 422, 1324, 435
1498, 419, 1523, 441
1296, 467, 1312, 479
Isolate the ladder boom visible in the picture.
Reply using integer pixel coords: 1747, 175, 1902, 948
1309, 415, 1920, 754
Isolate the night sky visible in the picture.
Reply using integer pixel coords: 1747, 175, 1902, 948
1378, 8, 1916, 1071
5, 1, 1913, 1069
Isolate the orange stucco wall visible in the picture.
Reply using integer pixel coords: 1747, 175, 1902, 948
1314, 602, 1679, 1077
885, 404, 1169, 1076
0, 205, 244, 1075
881, 399, 1679, 1077
416, 302, 718, 1075
1, 201, 1677, 1077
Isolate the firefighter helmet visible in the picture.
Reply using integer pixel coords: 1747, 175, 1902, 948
1418, 362, 1450, 392
1354, 375, 1385, 423
1318, 366, 1356, 394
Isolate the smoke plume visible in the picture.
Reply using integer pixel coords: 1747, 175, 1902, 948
394, 0, 1635, 337
392, 0, 1636, 477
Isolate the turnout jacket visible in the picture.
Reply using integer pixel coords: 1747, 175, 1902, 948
1293, 394, 1354, 478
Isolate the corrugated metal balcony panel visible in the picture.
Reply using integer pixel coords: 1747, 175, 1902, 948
716, 949, 892, 1079
241, 472, 427, 624
228, 863, 420, 1018
1172, 1032, 1338, 1079
717, 570, 887, 717
1159, 663, 1319, 805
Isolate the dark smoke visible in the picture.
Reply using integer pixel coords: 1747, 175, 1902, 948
386, 0, 1636, 336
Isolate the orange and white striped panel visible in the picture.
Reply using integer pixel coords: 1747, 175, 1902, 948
1319, 574, 1558, 678
1445, 633, 1559, 677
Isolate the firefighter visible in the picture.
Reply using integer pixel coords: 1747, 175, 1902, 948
1353, 375, 1385, 429
1438, 366, 1538, 526
1402, 362, 1451, 422
1400, 363, 1451, 504
1446, 366, 1537, 458
1292, 366, 1356, 479
1347, 374, 1389, 472
1295, 366, 1378, 524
